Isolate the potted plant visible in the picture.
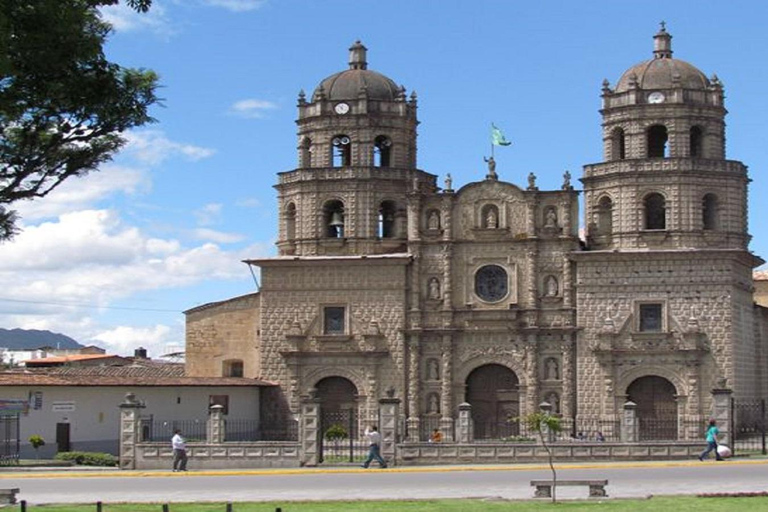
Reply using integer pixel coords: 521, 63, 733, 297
29, 434, 45, 459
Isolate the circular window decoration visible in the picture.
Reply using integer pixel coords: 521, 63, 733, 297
474, 265, 508, 302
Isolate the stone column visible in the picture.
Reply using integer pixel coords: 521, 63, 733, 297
300, 393, 321, 467
560, 336, 574, 418
440, 333, 455, 442
457, 402, 473, 444
379, 397, 400, 465
118, 392, 145, 470
711, 380, 733, 448
621, 400, 638, 443
406, 333, 421, 442
207, 404, 225, 444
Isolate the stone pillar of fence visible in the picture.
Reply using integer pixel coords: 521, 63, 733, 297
711, 379, 733, 448
118, 392, 145, 470
207, 404, 225, 444
539, 401, 554, 444
379, 396, 400, 464
457, 402, 473, 444
300, 393, 321, 467
439, 417, 455, 443
621, 400, 638, 443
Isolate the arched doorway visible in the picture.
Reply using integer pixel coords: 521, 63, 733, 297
466, 364, 520, 439
627, 376, 678, 440
315, 376, 363, 463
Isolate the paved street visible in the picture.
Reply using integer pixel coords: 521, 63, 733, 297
2, 459, 768, 504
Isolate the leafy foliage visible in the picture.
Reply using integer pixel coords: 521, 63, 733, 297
28, 434, 45, 449
0, 0, 159, 241
324, 424, 349, 441
54, 450, 118, 466
519, 411, 562, 503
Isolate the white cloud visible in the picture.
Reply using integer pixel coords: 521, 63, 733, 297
194, 203, 223, 227
236, 198, 261, 208
99, 2, 174, 36
229, 99, 278, 119
92, 325, 176, 358
192, 228, 246, 244
203, 0, 267, 12
124, 130, 215, 165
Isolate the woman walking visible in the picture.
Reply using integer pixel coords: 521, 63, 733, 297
699, 419, 724, 461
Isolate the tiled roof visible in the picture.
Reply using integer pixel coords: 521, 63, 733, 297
0, 366, 276, 387
24, 354, 126, 365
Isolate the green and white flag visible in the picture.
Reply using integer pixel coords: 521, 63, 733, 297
491, 123, 512, 146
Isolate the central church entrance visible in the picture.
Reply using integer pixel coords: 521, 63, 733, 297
466, 364, 520, 439
627, 375, 678, 440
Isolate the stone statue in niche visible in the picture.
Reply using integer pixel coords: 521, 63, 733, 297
427, 393, 440, 414
428, 277, 441, 300
485, 208, 498, 229
428, 210, 440, 230
545, 358, 560, 380
545, 392, 560, 414
545, 207, 558, 228
427, 358, 440, 381
545, 275, 559, 297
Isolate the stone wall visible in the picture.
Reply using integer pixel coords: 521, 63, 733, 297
134, 441, 300, 469
185, 294, 260, 378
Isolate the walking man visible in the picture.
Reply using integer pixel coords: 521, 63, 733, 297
172, 429, 188, 471
361, 425, 387, 469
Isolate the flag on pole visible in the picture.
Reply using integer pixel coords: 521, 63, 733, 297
491, 123, 512, 146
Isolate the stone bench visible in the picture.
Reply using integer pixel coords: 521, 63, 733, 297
531, 479, 608, 498
0, 488, 19, 505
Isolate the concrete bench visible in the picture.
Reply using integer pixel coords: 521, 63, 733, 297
531, 479, 608, 498
0, 488, 19, 505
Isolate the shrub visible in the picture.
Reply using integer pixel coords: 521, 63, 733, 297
324, 424, 349, 441
28, 435, 45, 449
54, 451, 118, 467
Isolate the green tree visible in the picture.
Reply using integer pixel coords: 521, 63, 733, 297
0, 0, 159, 241
28, 434, 45, 458
520, 411, 562, 503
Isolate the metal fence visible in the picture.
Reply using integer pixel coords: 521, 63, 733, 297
417, 416, 444, 442
319, 409, 368, 464
224, 418, 299, 441
139, 417, 207, 443
0, 414, 19, 466
732, 398, 767, 455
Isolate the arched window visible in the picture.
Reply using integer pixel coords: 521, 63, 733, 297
690, 126, 703, 158
285, 202, 296, 241
597, 196, 613, 235
611, 127, 626, 160
332, 134, 351, 167
481, 204, 499, 229
374, 135, 391, 167
644, 193, 666, 230
702, 193, 718, 230
323, 200, 345, 238
378, 200, 396, 238
647, 125, 668, 158
223, 359, 244, 378
299, 137, 311, 167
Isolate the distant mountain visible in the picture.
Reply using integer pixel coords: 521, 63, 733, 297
0, 328, 84, 350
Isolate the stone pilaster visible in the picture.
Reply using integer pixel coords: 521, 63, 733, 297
457, 402, 473, 444
711, 380, 733, 447
560, 336, 574, 418
118, 392, 145, 470
379, 397, 400, 464
300, 394, 321, 467
406, 333, 421, 441
207, 404, 225, 443
621, 400, 638, 443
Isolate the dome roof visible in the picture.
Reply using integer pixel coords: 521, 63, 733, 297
313, 41, 402, 102
614, 25, 710, 93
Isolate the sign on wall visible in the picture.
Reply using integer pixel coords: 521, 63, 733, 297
51, 401, 76, 412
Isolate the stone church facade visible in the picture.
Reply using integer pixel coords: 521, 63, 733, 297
185, 27, 768, 441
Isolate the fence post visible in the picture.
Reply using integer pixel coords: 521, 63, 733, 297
457, 402, 473, 444
539, 401, 554, 443
711, 379, 733, 448
207, 404, 225, 444
621, 401, 637, 443
762, 399, 766, 456
118, 392, 145, 470
378, 394, 400, 465
300, 392, 321, 467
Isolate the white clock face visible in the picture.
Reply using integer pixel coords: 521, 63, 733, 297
648, 91, 665, 104
334, 103, 350, 114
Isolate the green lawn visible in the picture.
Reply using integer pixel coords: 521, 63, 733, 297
22, 496, 768, 512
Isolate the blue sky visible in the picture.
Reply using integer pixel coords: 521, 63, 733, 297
1, 0, 767, 358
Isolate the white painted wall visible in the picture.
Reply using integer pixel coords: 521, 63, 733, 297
1, 386, 261, 458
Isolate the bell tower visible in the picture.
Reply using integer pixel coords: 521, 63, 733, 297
583, 24, 748, 251
275, 41, 436, 256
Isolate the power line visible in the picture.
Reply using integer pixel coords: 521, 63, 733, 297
0, 297, 181, 313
